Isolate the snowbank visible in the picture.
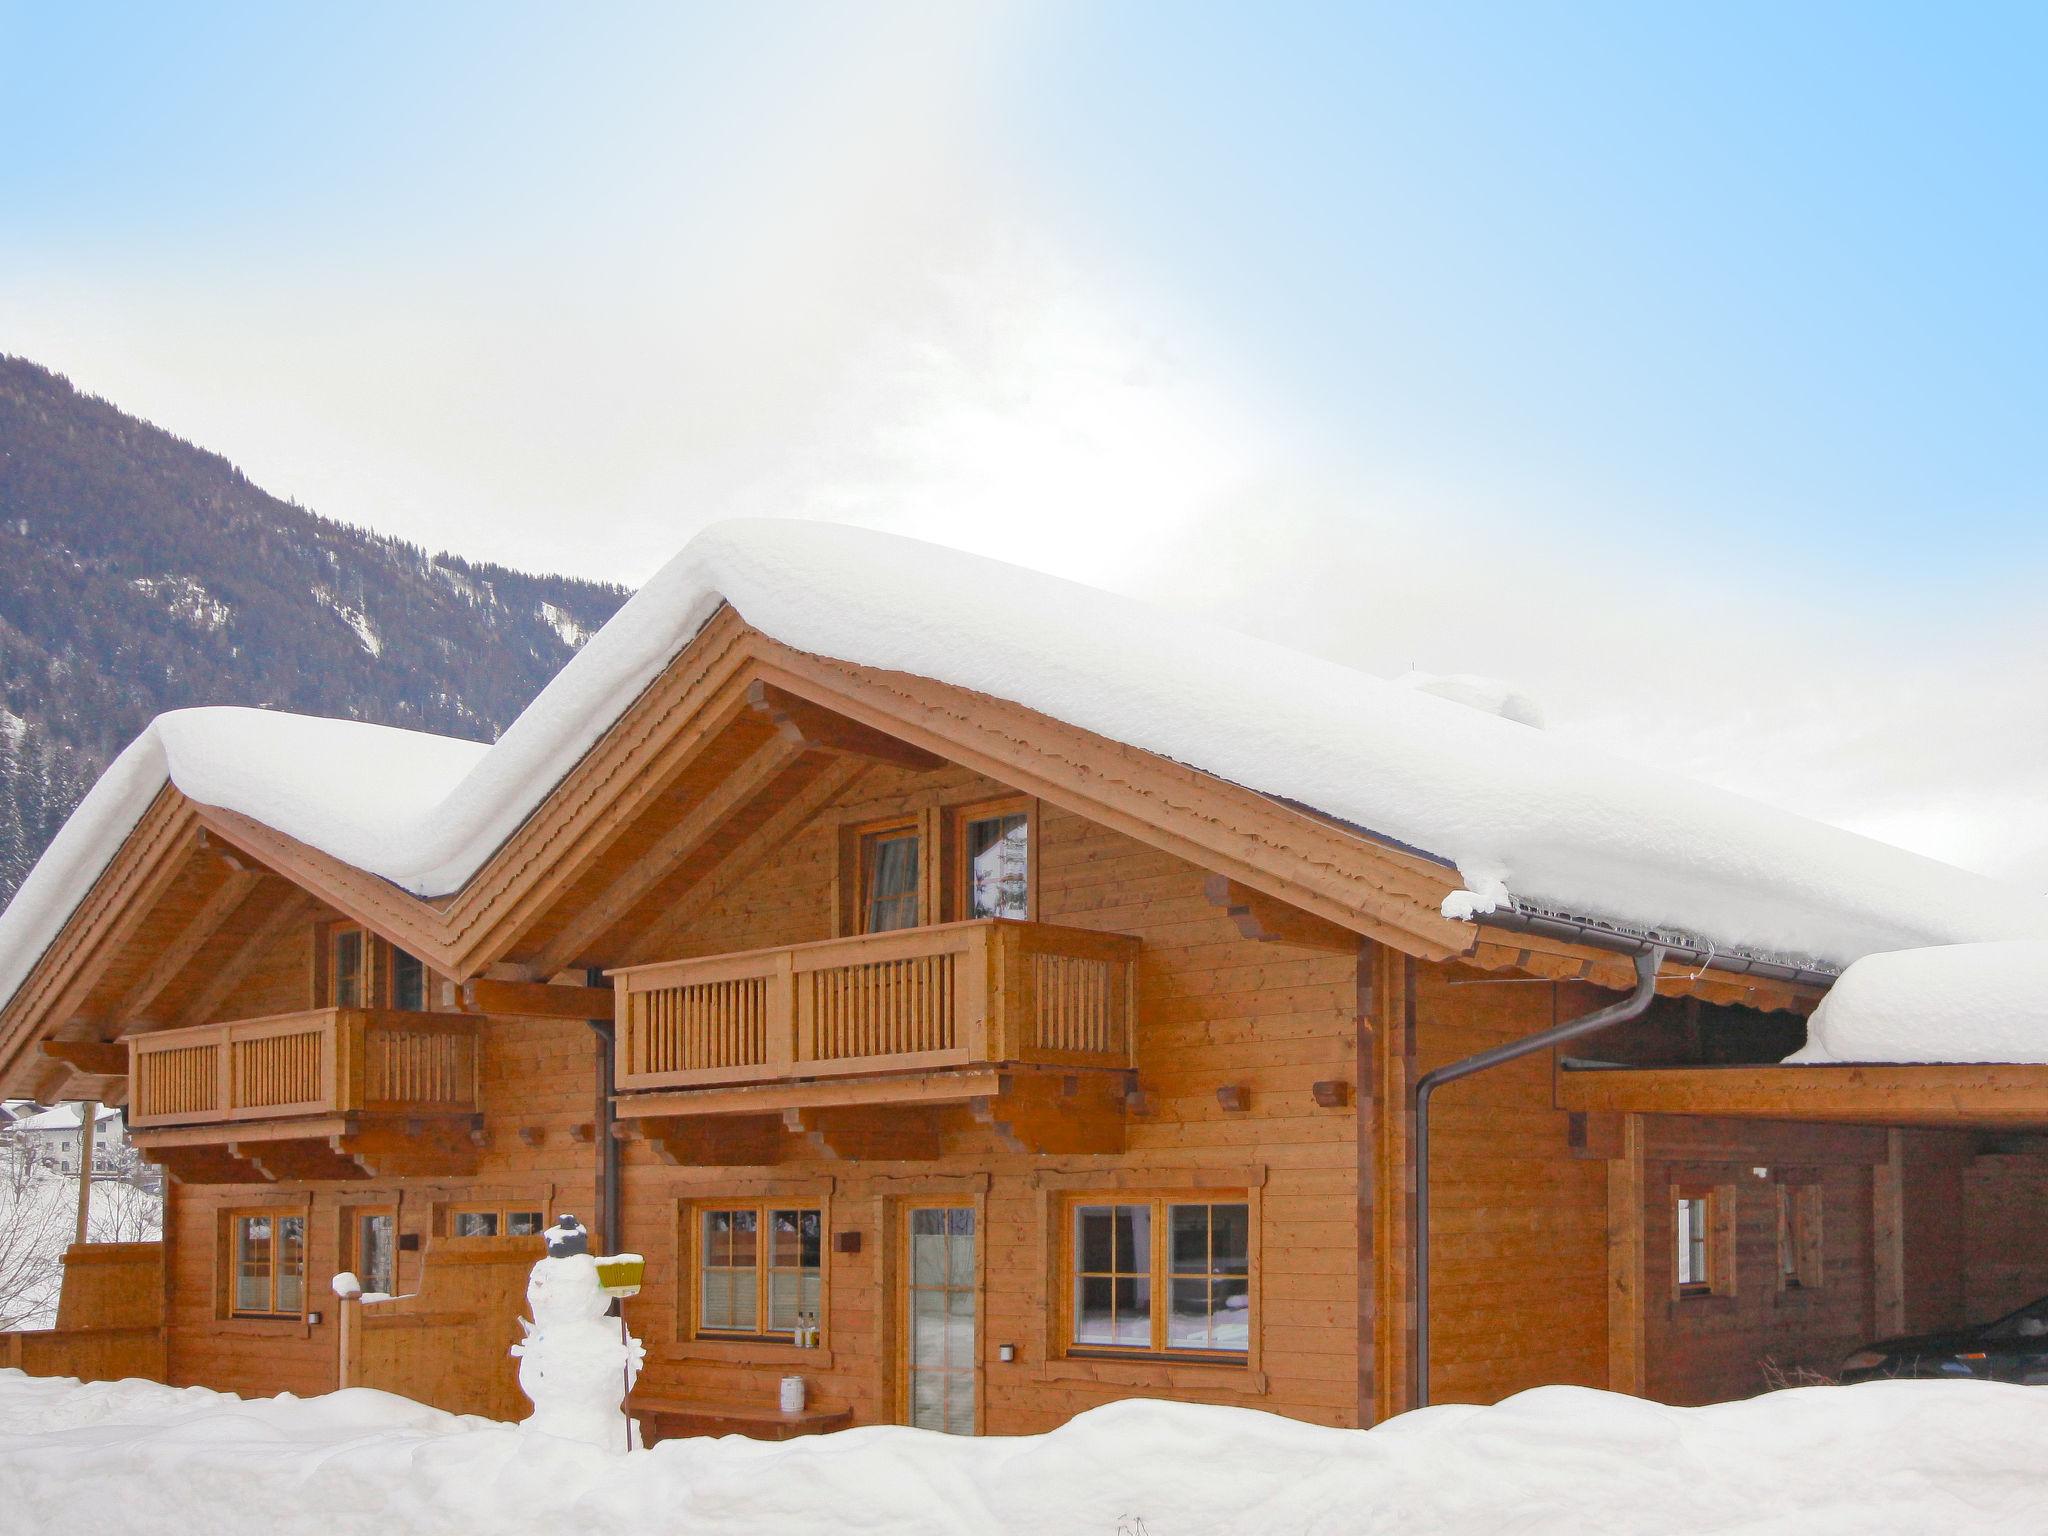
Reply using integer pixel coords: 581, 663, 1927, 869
1788, 940, 2048, 1064
7, 519, 2048, 1024
3, 1370, 2046, 1535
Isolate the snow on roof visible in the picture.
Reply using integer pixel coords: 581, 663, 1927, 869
3, 517, 2046, 1026
8, 1102, 119, 1132
1786, 941, 2048, 1064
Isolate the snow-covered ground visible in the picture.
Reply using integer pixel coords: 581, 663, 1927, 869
2, 1371, 2044, 1535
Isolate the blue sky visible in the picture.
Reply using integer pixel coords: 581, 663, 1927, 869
1, 1, 2044, 879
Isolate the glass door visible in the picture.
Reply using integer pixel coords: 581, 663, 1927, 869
904, 1205, 977, 1434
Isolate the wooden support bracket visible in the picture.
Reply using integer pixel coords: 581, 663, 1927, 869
40, 1039, 129, 1077
1203, 875, 1361, 953
974, 1072, 1127, 1155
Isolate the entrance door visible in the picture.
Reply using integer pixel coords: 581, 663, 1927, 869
903, 1204, 977, 1434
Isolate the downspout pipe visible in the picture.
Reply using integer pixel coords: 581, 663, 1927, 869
1411, 945, 1665, 1408
583, 967, 622, 1258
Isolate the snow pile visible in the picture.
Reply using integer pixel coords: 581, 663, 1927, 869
1788, 940, 2048, 1064
1392, 669, 1546, 729
4, 1371, 2048, 1535
7, 519, 2048, 1027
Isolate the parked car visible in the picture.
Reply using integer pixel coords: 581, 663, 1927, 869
1842, 1295, 2048, 1384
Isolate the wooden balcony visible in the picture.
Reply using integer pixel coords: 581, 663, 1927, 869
613, 919, 1137, 1090
126, 1008, 482, 1183
609, 921, 1139, 1161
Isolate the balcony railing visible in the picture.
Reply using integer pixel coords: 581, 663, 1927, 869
127, 1008, 480, 1129
612, 919, 1139, 1092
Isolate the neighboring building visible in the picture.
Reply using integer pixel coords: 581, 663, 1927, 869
7, 1101, 127, 1177
1, 520, 2046, 1431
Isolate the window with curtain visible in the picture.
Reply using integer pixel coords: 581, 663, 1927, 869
230, 1212, 306, 1317
861, 828, 922, 932
694, 1204, 823, 1338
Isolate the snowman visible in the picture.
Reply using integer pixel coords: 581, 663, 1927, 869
510, 1215, 646, 1451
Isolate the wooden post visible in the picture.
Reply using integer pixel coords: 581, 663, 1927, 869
73, 1099, 99, 1245
1606, 1112, 1646, 1396
1872, 1127, 1906, 1338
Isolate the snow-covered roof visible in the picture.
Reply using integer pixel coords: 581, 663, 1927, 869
3, 517, 2046, 1024
1787, 941, 2048, 1064
8, 1102, 120, 1132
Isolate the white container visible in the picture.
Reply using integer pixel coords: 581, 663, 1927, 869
779, 1375, 806, 1415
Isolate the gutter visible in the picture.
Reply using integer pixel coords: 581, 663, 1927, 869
1480, 902, 1836, 990
1411, 945, 1665, 1408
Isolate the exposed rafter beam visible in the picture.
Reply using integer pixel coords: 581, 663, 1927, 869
457, 978, 614, 1020
745, 680, 945, 771
519, 732, 815, 978
40, 1040, 128, 1076
171, 890, 318, 1030
622, 756, 870, 959
109, 867, 262, 1026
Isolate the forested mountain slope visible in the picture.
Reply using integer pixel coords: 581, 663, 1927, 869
0, 355, 630, 906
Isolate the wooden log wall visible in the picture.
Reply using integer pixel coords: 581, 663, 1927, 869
615, 763, 1367, 1432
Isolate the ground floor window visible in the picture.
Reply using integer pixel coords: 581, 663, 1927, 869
1674, 1183, 1735, 1297
905, 1204, 977, 1434
692, 1204, 824, 1340
229, 1211, 306, 1317
450, 1204, 545, 1238
1777, 1179, 1824, 1291
348, 1206, 397, 1296
1064, 1195, 1250, 1359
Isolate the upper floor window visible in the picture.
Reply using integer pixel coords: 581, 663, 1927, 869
331, 927, 369, 1007
860, 824, 923, 933
325, 924, 431, 1011
957, 800, 1032, 921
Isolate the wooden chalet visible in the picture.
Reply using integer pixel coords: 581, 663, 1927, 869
3, 522, 2046, 1434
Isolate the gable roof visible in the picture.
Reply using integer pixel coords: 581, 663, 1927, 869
3, 517, 2046, 1034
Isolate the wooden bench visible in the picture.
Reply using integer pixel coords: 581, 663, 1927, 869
630, 1392, 853, 1444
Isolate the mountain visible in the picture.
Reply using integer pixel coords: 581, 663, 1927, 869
0, 354, 631, 907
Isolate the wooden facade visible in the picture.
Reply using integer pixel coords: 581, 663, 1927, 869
4, 607, 2046, 1431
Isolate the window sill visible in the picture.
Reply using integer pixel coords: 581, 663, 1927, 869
659, 1337, 837, 1370
1039, 1354, 1266, 1395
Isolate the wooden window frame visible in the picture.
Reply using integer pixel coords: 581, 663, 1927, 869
1776, 1175, 1824, 1292
446, 1201, 547, 1239
314, 922, 435, 1011
343, 1203, 399, 1296
1672, 1182, 1736, 1299
946, 796, 1037, 922
836, 812, 939, 936
1054, 1190, 1254, 1366
897, 1197, 985, 1434
223, 1207, 310, 1320
680, 1197, 829, 1347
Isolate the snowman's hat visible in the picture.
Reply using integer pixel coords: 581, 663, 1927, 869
545, 1215, 590, 1257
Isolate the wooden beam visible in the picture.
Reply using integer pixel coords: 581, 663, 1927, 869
456, 978, 614, 1021
1872, 1127, 1906, 1338
745, 680, 945, 771
171, 890, 318, 1029
231, 1138, 368, 1183
623, 756, 870, 958
781, 1105, 944, 1161
612, 1066, 1027, 1121
519, 732, 813, 977
110, 868, 261, 1026
615, 1113, 787, 1166
971, 1072, 1126, 1155
40, 1040, 129, 1077
1204, 875, 1360, 953
1606, 1112, 1646, 1396
1558, 1062, 2048, 1128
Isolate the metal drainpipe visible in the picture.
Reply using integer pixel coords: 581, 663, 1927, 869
1411, 945, 1665, 1408
584, 967, 622, 1258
